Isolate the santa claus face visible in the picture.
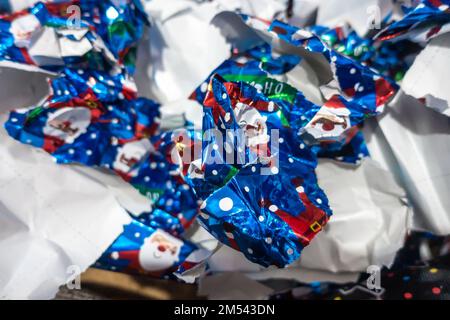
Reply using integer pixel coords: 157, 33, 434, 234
113, 140, 153, 176
307, 106, 351, 139
43, 107, 91, 144
187, 159, 204, 180
233, 102, 270, 148
10, 14, 41, 48
138, 230, 183, 272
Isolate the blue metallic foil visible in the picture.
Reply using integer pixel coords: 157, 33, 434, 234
190, 45, 373, 165
376, 0, 450, 42
178, 75, 332, 267
2, 1, 203, 278
95, 219, 200, 277
0, 0, 147, 73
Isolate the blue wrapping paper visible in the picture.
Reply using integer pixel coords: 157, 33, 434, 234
4, 1, 434, 275
261, 19, 398, 115
3, 70, 203, 276
1, 1, 207, 278
4, 68, 200, 233
177, 74, 332, 267
190, 45, 371, 165
376, 0, 450, 42
0, 0, 147, 73
312, 24, 417, 81
95, 219, 201, 277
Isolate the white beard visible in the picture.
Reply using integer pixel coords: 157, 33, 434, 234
138, 230, 183, 272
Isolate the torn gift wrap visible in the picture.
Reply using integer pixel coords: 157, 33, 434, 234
95, 219, 209, 278
205, 157, 411, 278
401, 32, 450, 117
263, 19, 398, 117
0, 68, 207, 284
142, 0, 301, 103
208, 14, 398, 142
176, 75, 332, 267
1, 0, 210, 282
4, 69, 201, 235
190, 49, 370, 165
364, 90, 450, 235
296, 158, 411, 273
311, 24, 418, 81
0, 0, 147, 74
143, 6, 396, 144
0, 113, 132, 299
4, 68, 160, 161
376, 0, 450, 43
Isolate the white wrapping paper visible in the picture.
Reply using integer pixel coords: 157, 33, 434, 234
0, 117, 134, 299
142, 0, 315, 104
144, 0, 231, 103
0, 67, 143, 299
296, 158, 411, 272
401, 32, 450, 117
364, 90, 450, 235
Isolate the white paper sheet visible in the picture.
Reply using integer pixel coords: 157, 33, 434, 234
144, 0, 231, 103
364, 90, 450, 235
296, 158, 411, 273
0, 115, 134, 299
0, 67, 143, 299
401, 32, 450, 117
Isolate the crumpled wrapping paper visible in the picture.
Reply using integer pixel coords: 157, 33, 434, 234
401, 32, 450, 116
144, 0, 231, 102
0, 67, 154, 299
142, 0, 321, 104
0, 113, 133, 299
205, 157, 411, 280
297, 158, 411, 272
0, 0, 449, 299
364, 90, 450, 235
136, 0, 445, 278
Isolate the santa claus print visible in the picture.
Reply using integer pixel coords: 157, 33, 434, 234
138, 229, 183, 272
233, 102, 270, 148
185, 159, 205, 180
113, 139, 153, 177
43, 107, 91, 144
9, 13, 41, 48
305, 96, 351, 141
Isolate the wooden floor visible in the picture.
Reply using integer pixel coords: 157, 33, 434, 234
55, 268, 200, 300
